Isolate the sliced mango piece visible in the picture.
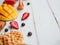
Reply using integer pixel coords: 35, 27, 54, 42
0, 4, 18, 21
0, 6, 12, 19
0, 15, 9, 21
7, 5, 17, 12
2, 4, 12, 14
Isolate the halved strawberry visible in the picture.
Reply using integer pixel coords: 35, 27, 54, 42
10, 21, 19, 29
21, 12, 30, 21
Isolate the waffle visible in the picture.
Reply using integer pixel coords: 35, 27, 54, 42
10, 31, 24, 42
16, 43, 28, 45
0, 31, 27, 45
3, 34, 9, 45
0, 35, 3, 45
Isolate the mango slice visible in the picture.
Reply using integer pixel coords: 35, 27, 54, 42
0, 4, 18, 21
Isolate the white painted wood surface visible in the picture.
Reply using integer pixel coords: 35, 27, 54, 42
31, 0, 60, 45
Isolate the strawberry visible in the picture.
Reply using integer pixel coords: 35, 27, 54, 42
10, 21, 19, 29
21, 12, 30, 21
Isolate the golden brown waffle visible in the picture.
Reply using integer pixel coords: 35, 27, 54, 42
3, 34, 9, 45
16, 43, 28, 45
0, 35, 3, 45
3, 31, 24, 45
10, 31, 24, 42
0, 31, 27, 45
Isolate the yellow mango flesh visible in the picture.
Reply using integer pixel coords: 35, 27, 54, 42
0, 4, 18, 21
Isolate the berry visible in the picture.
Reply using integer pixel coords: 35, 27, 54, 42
5, 28, 8, 32
27, 2, 30, 5
27, 32, 32, 37
21, 23, 25, 27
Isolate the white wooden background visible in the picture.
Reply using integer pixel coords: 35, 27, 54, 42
31, 0, 60, 45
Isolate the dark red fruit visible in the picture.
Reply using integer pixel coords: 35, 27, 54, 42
5, 0, 16, 6
21, 12, 30, 21
10, 21, 19, 29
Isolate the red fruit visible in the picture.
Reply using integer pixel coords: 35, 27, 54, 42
10, 21, 19, 29
5, 0, 16, 5
21, 12, 30, 21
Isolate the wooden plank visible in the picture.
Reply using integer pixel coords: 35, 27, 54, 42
31, 0, 60, 45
